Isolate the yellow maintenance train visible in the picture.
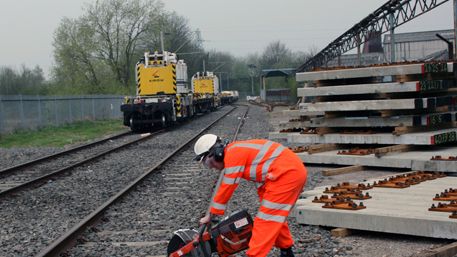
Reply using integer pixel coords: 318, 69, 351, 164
121, 51, 237, 132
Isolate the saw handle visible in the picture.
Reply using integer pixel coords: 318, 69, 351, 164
198, 223, 212, 257
198, 222, 208, 238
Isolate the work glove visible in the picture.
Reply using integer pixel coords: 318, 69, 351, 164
199, 214, 212, 225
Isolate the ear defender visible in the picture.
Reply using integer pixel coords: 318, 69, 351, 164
212, 139, 228, 162
213, 143, 225, 162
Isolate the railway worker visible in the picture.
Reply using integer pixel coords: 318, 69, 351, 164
193, 134, 307, 257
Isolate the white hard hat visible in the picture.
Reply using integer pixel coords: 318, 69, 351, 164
193, 134, 218, 161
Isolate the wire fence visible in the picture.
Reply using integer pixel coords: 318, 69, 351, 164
0, 95, 124, 135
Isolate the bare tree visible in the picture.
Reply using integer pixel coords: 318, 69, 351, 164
86, 0, 164, 87
141, 12, 205, 76
53, 0, 164, 90
260, 41, 292, 69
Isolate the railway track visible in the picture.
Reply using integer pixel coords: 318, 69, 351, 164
37, 105, 249, 257
0, 131, 161, 197
0, 106, 239, 257
0, 131, 131, 172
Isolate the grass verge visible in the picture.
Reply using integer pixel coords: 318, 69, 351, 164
0, 119, 127, 148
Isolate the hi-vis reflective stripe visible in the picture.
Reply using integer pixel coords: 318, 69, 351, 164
261, 199, 293, 212
222, 176, 241, 185
226, 141, 285, 182
137, 65, 142, 94
176, 95, 181, 113
211, 201, 226, 211
250, 141, 274, 181
261, 145, 286, 181
256, 182, 264, 189
257, 211, 286, 223
227, 143, 263, 151
224, 166, 244, 175
172, 64, 177, 92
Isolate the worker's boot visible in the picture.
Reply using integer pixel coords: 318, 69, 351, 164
280, 247, 295, 257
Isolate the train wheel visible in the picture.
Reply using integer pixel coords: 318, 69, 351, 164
129, 117, 140, 132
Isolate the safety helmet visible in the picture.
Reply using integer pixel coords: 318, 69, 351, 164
193, 134, 219, 161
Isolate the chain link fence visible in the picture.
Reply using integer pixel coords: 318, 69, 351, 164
0, 95, 124, 135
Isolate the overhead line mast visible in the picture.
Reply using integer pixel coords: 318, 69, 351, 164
297, 0, 450, 72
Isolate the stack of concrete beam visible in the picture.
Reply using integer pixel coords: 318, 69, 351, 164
269, 62, 457, 172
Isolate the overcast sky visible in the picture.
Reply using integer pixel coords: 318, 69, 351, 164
0, 0, 454, 78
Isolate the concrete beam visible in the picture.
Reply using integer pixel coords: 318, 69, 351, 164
284, 110, 325, 117
271, 128, 457, 145
303, 112, 457, 128
298, 80, 455, 97
299, 96, 457, 112
294, 146, 457, 172
296, 62, 454, 82
293, 177, 457, 239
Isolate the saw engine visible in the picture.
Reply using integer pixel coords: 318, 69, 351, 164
167, 210, 253, 257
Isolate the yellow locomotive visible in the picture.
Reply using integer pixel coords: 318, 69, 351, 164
191, 71, 221, 112
121, 51, 193, 131
121, 51, 235, 132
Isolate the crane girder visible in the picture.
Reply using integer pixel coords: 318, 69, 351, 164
297, 0, 450, 72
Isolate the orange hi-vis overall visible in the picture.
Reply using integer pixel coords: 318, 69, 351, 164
209, 139, 307, 257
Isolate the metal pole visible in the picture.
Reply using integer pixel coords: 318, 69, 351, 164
92, 97, 96, 120
227, 73, 230, 90
436, 33, 454, 59
454, 0, 457, 60
54, 96, 58, 125
19, 95, 25, 129
69, 98, 73, 123
81, 96, 84, 120
0, 95, 3, 134
357, 35, 361, 66
37, 95, 42, 127
390, 13, 396, 63
219, 73, 223, 92
262, 76, 266, 100
160, 31, 165, 53
250, 76, 254, 95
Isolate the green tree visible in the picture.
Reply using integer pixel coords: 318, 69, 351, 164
53, 17, 101, 90
0, 65, 45, 95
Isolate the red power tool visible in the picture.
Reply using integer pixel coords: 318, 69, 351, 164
167, 210, 253, 257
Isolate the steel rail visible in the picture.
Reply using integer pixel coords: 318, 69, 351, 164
232, 104, 250, 142
36, 106, 237, 257
0, 130, 131, 176
0, 131, 163, 198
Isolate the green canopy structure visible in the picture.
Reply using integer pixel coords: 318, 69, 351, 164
260, 68, 296, 101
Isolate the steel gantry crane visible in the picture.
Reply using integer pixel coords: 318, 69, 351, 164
297, 0, 452, 72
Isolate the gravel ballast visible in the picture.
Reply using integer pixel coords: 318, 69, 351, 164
1, 104, 452, 257
0, 107, 234, 257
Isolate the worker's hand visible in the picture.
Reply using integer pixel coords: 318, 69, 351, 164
199, 214, 211, 225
